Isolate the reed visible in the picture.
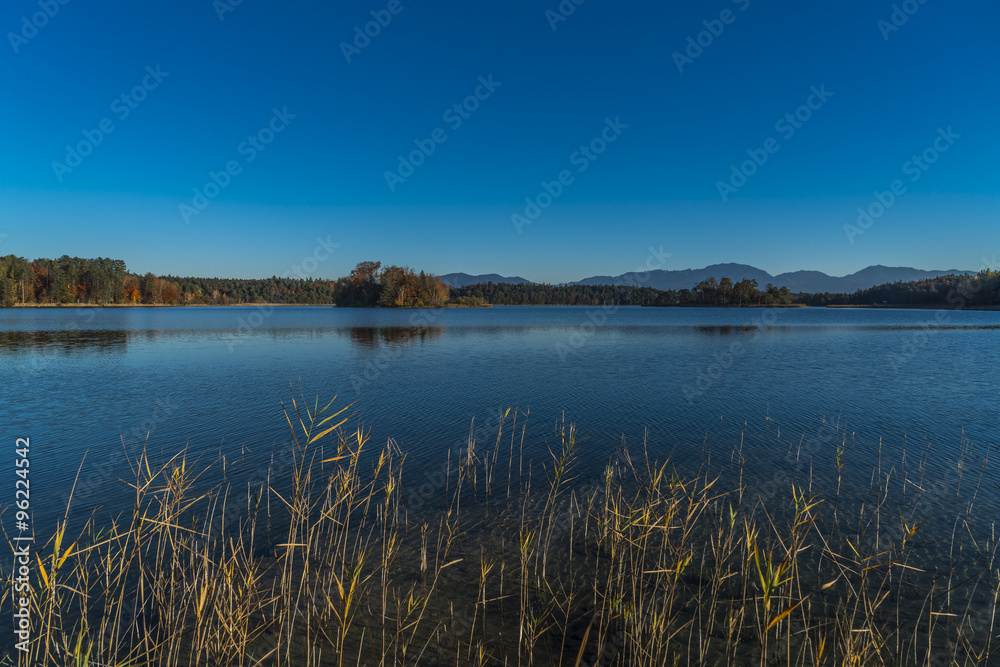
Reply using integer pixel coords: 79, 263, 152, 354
3, 391, 997, 666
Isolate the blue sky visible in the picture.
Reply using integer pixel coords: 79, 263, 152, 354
1, 0, 997, 282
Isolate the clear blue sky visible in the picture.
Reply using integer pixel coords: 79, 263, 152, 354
2, 0, 997, 282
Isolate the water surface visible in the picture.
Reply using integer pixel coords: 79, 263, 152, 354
2, 305, 997, 534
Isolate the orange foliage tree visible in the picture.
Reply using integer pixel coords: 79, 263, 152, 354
122, 276, 141, 303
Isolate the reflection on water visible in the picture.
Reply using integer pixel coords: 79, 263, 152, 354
693, 323, 1000, 336
698, 325, 742, 335
7, 321, 995, 353
346, 326, 443, 349
1, 305, 998, 561
0, 329, 129, 353
0, 325, 448, 354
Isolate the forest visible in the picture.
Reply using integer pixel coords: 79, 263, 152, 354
0, 255, 173, 307
455, 276, 796, 307
4, 255, 994, 309
0, 255, 336, 307
0, 255, 803, 308
799, 271, 1000, 307
333, 261, 452, 308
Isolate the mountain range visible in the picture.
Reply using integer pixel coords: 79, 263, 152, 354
440, 264, 973, 294
438, 272, 533, 288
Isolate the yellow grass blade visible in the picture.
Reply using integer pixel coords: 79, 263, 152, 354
766, 599, 805, 632
573, 615, 596, 667
56, 541, 76, 570
282, 403, 300, 447
36, 554, 49, 589
314, 401, 352, 429
308, 417, 351, 445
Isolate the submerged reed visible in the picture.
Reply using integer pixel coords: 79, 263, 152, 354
2, 392, 997, 666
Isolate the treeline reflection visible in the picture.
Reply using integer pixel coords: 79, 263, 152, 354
0, 326, 447, 354
346, 326, 443, 349
0, 329, 130, 353
5, 322, 995, 355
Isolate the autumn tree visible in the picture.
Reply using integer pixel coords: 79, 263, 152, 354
351, 261, 381, 306
159, 279, 180, 304
123, 276, 141, 303
141, 273, 161, 304
334, 261, 382, 306
378, 265, 408, 307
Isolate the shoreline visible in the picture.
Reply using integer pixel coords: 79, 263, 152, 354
824, 303, 1000, 311
7, 302, 1000, 311
643, 303, 807, 308
10, 302, 329, 308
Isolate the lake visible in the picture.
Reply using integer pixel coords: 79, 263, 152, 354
2, 304, 998, 531
4, 304, 1000, 663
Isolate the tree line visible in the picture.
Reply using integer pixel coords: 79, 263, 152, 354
799, 271, 1000, 307
0, 255, 180, 307
0, 256, 450, 308
455, 277, 795, 307
0, 255, 336, 307
164, 276, 336, 305
10, 255, 990, 309
680, 277, 794, 306
0, 255, 799, 308
454, 282, 663, 306
334, 261, 451, 307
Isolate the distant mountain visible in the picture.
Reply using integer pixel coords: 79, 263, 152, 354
443, 265, 974, 294
768, 270, 836, 293
806, 265, 970, 293
439, 272, 533, 288
575, 263, 772, 291
575, 264, 974, 294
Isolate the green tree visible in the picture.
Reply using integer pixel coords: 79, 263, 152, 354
0, 265, 16, 307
